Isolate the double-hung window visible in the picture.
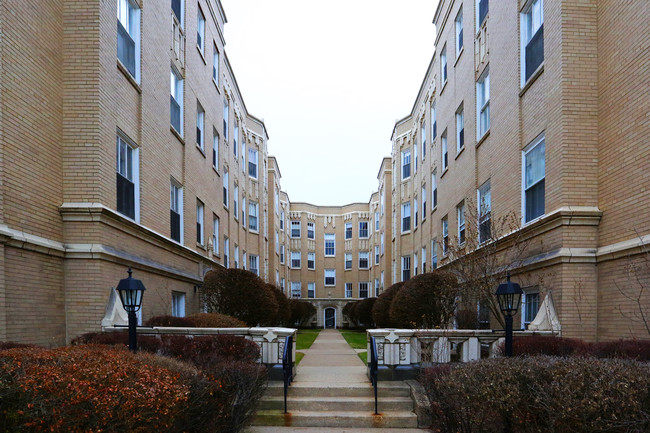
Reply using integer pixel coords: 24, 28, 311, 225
401, 202, 411, 233
224, 237, 229, 267
359, 221, 369, 238
523, 135, 546, 223
223, 98, 229, 140
414, 254, 418, 276
280, 211, 285, 230
421, 121, 427, 160
456, 104, 464, 152
280, 245, 285, 264
457, 202, 465, 245
172, 292, 185, 317
213, 216, 220, 255
455, 8, 463, 57
442, 216, 449, 255
248, 201, 259, 232
432, 240, 438, 269
308, 252, 315, 270
432, 171, 437, 209
291, 251, 301, 269
431, 101, 437, 140
401, 150, 411, 180
196, 200, 204, 245
324, 234, 335, 257
414, 143, 418, 173
478, 180, 492, 243
233, 185, 239, 219
345, 253, 352, 270
375, 246, 380, 265
223, 170, 229, 207
381, 232, 385, 255
414, 198, 418, 228
234, 245, 239, 268
324, 269, 336, 286
374, 279, 380, 297
197, 7, 205, 54
522, 291, 540, 328
345, 223, 352, 239
170, 68, 184, 134
116, 134, 139, 221
308, 282, 315, 299
212, 130, 219, 169
291, 221, 301, 238
249, 255, 259, 276
422, 185, 427, 217
345, 283, 353, 298
401, 256, 411, 281
241, 195, 246, 223
521, 0, 544, 84
359, 282, 369, 299
422, 247, 427, 273
170, 180, 183, 243
248, 148, 258, 178
213, 45, 220, 84
307, 222, 315, 239
442, 130, 448, 170
117, 0, 140, 81
359, 252, 369, 269
477, 0, 489, 30
233, 119, 239, 157
441, 45, 447, 84
375, 212, 380, 231
477, 69, 490, 139
291, 282, 302, 299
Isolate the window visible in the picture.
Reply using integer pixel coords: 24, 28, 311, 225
213, 44, 220, 84
414, 143, 418, 173
170, 180, 183, 243
414, 198, 418, 228
196, 200, 204, 245
116, 134, 139, 221
241, 195, 246, 224
345, 283, 353, 298
308, 252, 315, 270
171, 0, 183, 24
359, 282, 369, 299
224, 237, 229, 267
523, 136, 546, 223
276, 271, 280, 286
359, 221, 369, 238
324, 234, 335, 257
401, 256, 411, 281
477, 69, 490, 138
455, 8, 464, 56
242, 252, 246, 270
478, 180, 492, 243
172, 292, 185, 317
401, 150, 411, 180
170, 68, 184, 134
432, 240, 438, 269
291, 251, 301, 269
197, 7, 205, 54
324, 269, 336, 286
233, 185, 239, 219
421, 121, 427, 159
248, 148, 258, 178
442, 130, 448, 170
280, 211, 285, 230
422, 247, 427, 273
421, 185, 427, 218
414, 253, 418, 276
275, 190, 280, 215
249, 255, 259, 276
275, 231, 280, 254
521, 0, 544, 84
401, 202, 411, 233
307, 222, 315, 239
291, 282, 302, 299
308, 282, 315, 299
280, 245, 285, 264
223, 97, 229, 140
375, 212, 380, 231
375, 246, 380, 265
432, 171, 438, 209
457, 202, 466, 245
456, 104, 464, 152
431, 101, 437, 140
345, 222, 352, 239
441, 45, 447, 84
117, 0, 140, 80
234, 245, 239, 268
522, 291, 540, 328
212, 131, 219, 169
223, 170, 228, 207
280, 278, 285, 293
477, 0, 489, 30
442, 217, 449, 255
345, 253, 352, 270
291, 221, 301, 238
241, 139, 245, 170
233, 119, 239, 156
248, 201, 259, 232
213, 216, 219, 255
381, 232, 385, 255
359, 252, 369, 269
374, 279, 380, 297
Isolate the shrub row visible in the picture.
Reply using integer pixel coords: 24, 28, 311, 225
289, 299, 317, 327
0, 344, 267, 433
420, 356, 650, 433
343, 297, 377, 327
502, 335, 650, 361
145, 312, 247, 328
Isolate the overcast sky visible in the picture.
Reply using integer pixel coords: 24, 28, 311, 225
221, 0, 439, 206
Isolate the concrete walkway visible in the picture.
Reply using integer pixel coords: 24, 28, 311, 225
246, 329, 426, 433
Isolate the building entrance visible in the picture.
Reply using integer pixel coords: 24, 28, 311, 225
324, 308, 336, 329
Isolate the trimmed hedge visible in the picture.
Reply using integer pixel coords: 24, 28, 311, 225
0, 344, 266, 433
343, 298, 377, 327
186, 313, 247, 328
421, 356, 650, 433
371, 282, 404, 327
501, 335, 650, 361
289, 299, 316, 327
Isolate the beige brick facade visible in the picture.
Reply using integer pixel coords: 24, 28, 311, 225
0, 0, 647, 343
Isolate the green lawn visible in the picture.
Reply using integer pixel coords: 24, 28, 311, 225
358, 351, 368, 365
295, 352, 305, 365
339, 330, 368, 349
295, 329, 321, 350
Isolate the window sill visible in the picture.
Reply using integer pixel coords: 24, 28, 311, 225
440, 167, 449, 179
401, 230, 411, 236
171, 126, 185, 145
197, 45, 207, 64
431, 205, 437, 214
454, 47, 464, 67
213, 78, 221, 93
250, 230, 259, 235
196, 242, 207, 251
455, 146, 465, 160
476, 129, 490, 149
519, 63, 544, 98
522, 213, 545, 228
196, 144, 206, 158
440, 79, 448, 95
117, 60, 141, 93
223, 205, 229, 212
212, 166, 220, 177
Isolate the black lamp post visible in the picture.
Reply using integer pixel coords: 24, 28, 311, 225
116, 267, 146, 352
495, 272, 522, 357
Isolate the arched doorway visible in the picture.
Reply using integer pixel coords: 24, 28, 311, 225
324, 307, 336, 329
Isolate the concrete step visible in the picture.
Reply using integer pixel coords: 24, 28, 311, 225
264, 381, 411, 398
251, 410, 419, 428
257, 395, 414, 412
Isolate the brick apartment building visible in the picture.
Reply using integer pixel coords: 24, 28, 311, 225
0, 0, 648, 344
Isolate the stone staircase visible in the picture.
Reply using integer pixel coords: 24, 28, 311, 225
251, 381, 418, 428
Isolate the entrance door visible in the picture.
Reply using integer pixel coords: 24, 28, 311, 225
324, 308, 336, 329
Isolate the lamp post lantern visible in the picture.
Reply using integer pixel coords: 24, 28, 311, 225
116, 267, 146, 352
495, 272, 522, 357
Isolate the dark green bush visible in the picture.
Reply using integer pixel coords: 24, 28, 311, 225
355, 297, 376, 327
289, 299, 316, 327
372, 282, 404, 327
420, 356, 650, 433
267, 284, 292, 326
145, 314, 196, 327
187, 312, 247, 328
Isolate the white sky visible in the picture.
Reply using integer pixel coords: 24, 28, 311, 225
221, 0, 439, 206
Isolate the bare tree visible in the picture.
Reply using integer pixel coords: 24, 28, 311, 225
614, 231, 650, 336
